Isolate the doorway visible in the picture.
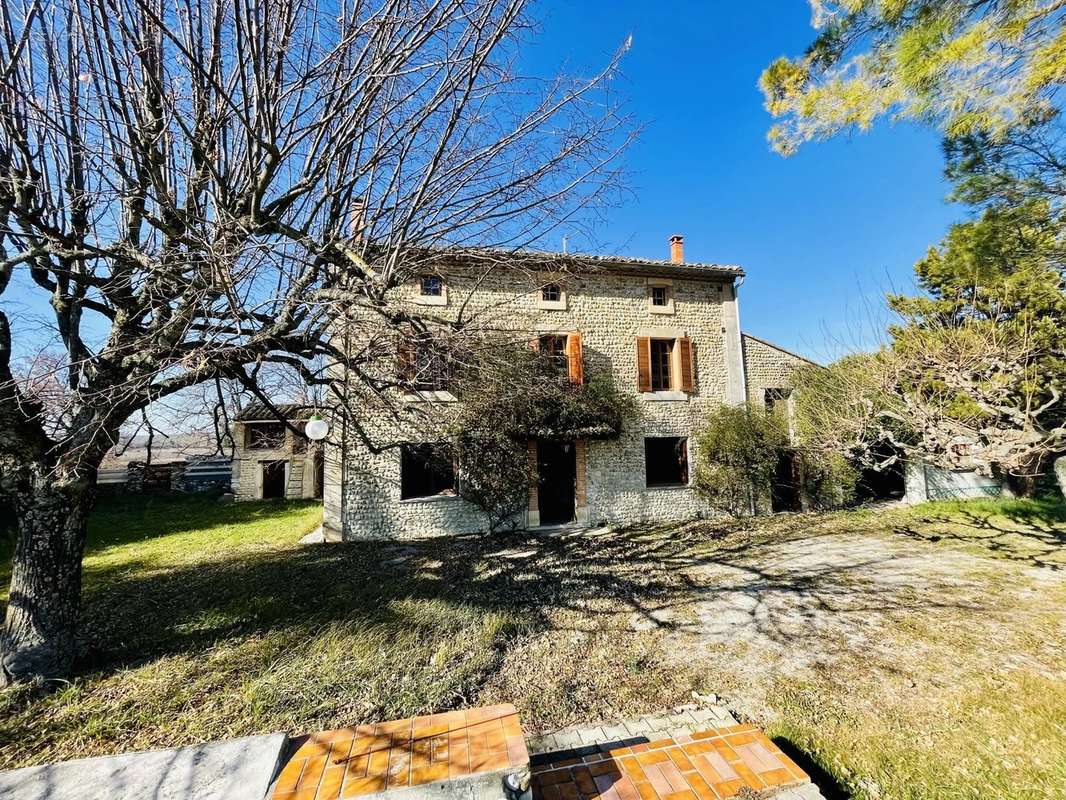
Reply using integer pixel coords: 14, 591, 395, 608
537, 439, 576, 525
261, 460, 287, 499
771, 451, 801, 513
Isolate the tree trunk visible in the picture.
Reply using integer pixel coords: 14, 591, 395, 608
1055, 456, 1066, 500
0, 481, 92, 686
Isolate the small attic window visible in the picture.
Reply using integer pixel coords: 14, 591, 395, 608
651, 286, 668, 306
542, 283, 561, 302
420, 275, 443, 296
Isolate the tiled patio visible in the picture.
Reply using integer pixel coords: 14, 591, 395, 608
530, 725, 810, 800
272, 704, 528, 799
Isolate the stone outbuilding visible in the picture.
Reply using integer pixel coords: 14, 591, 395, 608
231, 404, 325, 501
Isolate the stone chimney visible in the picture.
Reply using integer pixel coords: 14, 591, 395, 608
669, 234, 684, 264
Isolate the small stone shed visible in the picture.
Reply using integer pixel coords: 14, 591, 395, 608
231, 403, 324, 501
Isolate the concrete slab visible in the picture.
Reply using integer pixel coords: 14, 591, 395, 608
0, 733, 288, 800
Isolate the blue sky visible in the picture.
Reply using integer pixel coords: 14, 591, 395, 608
525, 1, 964, 361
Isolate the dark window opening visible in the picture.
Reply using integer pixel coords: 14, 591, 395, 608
650, 285, 668, 306
420, 275, 443, 296
541, 283, 561, 302
247, 422, 286, 450
650, 339, 674, 391
539, 334, 569, 374
645, 437, 688, 487
401, 443, 455, 499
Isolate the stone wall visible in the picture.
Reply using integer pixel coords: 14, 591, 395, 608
231, 422, 320, 501
741, 333, 815, 408
325, 264, 753, 540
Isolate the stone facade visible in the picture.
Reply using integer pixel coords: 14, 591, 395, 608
321, 251, 810, 540
741, 333, 815, 409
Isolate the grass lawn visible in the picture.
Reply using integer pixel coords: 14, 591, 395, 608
1, 492, 1065, 800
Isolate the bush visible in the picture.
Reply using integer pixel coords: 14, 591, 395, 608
693, 404, 789, 516
799, 449, 859, 510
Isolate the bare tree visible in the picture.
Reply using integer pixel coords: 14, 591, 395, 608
0, 0, 632, 684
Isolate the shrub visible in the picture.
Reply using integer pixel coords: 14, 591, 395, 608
693, 404, 789, 516
799, 449, 859, 510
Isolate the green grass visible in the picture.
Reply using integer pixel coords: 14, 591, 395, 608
1, 492, 1064, 800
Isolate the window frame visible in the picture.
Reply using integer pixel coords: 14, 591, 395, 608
246, 421, 287, 450
649, 338, 674, 392
400, 443, 456, 500
644, 436, 689, 488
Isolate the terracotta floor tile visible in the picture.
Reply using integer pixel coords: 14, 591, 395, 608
590, 761, 622, 778
296, 756, 327, 792
573, 767, 598, 794
633, 780, 658, 800
694, 752, 737, 784
665, 749, 694, 773
724, 733, 755, 748
366, 747, 390, 778
730, 761, 764, 791
340, 775, 386, 797
539, 770, 574, 787
559, 781, 582, 800
661, 791, 697, 800
613, 775, 641, 800
275, 759, 306, 794
635, 751, 670, 767
656, 761, 690, 794
642, 765, 673, 797
681, 771, 718, 800
617, 755, 646, 783
343, 755, 369, 781
711, 779, 743, 800
681, 742, 714, 756
412, 762, 451, 785
644, 739, 675, 751
319, 765, 346, 800
759, 767, 795, 787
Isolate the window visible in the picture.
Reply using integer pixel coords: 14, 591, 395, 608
765, 388, 791, 416
400, 443, 455, 499
247, 422, 285, 450
414, 345, 451, 392
651, 285, 668, 306
645, 437, 689, 487
539, 334, 570, 374
650, 339, 674, 391
419, 275, 443, 296
636, 336, 694, 394
541, 283, 561, 302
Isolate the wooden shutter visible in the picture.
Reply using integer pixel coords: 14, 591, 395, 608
567, 333, 584, 384
397, 337, 416, 382
636, 337, 652, 392
678, 337, 695, 392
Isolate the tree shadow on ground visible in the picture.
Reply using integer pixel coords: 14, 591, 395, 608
772, 737, 853, 800
892, 499, 1066, 571
65, 510, 990, 683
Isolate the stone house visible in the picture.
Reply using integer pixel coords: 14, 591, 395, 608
231, 404, 325, 501
318, 236, 811, 540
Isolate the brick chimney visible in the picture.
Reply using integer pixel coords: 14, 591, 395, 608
669, 234, 684, 263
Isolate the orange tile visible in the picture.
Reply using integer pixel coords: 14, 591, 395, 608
635, 751, 670, 767
294, 737, 332, 759
506, 735, 528, 766
633, 781, 658, 800
666, 750, 694, 773
431, 734, 450, 763
759, 767, 796, 787
319, 765, 346, 800
711, 779, 743, 800
386, 749, 411, 788
343, 755, 369, 781
340, 775, 386, 797
412, 762, 451, 785
681, 771, 719, 800
614, 775, 642, 800
618, 755, 647, 782
730, 761, 764, 791
656, 761, 690, 794
274, 758, 306, 794
682, 742, 715, 756
644, 739, 675, 751
724, 733, 755, 747
296, 756, 327, 792
661, 792, 696, 800
642, 765, 673, 797
366, 747, 390, 778
377, 718, 414, 736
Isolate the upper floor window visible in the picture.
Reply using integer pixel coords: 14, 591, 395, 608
650, 339, 673, 391
647, 279, 675, 315
536, 332, 583, 383
636, 335, 694, 394
539, 334, 570, 374
414, 345, 452, 392
420, 275, 443, 296
542, 283, 561, 302
246, 422, 286, 450
650, 286, 668, 307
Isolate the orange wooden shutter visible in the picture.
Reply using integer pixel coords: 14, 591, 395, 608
678, 337, 694, 392
636, 337, 652, 392
567, 333, 584, 384
397, 337, 416, 382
